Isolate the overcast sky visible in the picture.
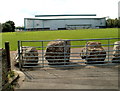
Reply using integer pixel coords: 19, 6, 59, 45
0, 0, 119, 26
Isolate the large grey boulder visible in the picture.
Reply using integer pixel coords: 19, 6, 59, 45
112, 41, 120, 63
16, 46, 39, 67
45, 39, 70, 65
80, 42, 106, 64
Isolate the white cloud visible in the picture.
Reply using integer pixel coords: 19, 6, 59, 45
0, 0, 119, 26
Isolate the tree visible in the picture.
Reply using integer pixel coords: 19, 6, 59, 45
106, 19, 113, 28
2, 20, 15, 32
0, 23, 2, 32
2, 23, 12, 32
117, 20, 120, 28
6, 21, 15, 32
114, 18, 118, 27
106, 18, 120, 28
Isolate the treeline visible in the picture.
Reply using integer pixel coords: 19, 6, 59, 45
0, 20, 15, 32
106, 18, 120, 28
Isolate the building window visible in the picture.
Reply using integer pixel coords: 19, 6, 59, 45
36, 24, 39, 26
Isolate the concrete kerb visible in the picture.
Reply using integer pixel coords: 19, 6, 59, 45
2, 70, 21, 90
8, 70, 19, 84
13, 70, 26, 89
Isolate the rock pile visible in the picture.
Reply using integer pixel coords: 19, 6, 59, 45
45, 39, 70, 65
80, 42, 106, 64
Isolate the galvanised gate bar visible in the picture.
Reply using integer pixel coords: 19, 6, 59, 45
17, 38, 120, 70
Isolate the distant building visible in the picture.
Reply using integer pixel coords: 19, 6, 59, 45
24, 14, 106, 30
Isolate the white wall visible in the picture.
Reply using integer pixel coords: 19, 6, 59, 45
34, 20, 43, 28
43, 18, 106, 30
44, 20, 65, 30
25, 18, 106, 30
25, 19, 43, 29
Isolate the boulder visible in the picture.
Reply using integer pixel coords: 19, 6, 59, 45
45, 39, 70, 65
80, 42, 106, 64
112, 41, 120, 63
113, 41, 120, 57
16, 46, 39, 66
112, 57, 120, 63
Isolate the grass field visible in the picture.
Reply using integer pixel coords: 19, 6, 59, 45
1, 28, 119, 51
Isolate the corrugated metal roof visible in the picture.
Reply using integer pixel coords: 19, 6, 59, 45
24, 17, 106, 20
35, 14, 96, 17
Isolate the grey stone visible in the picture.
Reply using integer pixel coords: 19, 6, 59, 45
16, 46, 39, 66
45, 39, 70, 65
112, 41, 120, 63
80, 42, 106, 64
113, 41, 120, 57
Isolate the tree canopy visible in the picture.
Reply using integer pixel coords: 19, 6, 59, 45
106, 18, 120, 28
0, 23, 2, 32
2, 20, 15, 32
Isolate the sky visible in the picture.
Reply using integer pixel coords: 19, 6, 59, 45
0, 0, 120, 26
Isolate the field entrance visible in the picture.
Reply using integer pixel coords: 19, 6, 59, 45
17, 38, 119, 70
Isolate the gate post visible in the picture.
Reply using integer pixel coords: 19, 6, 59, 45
5, 41, 11, 71
18, 41, 22, 71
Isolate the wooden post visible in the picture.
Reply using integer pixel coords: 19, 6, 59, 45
5, 41, 11, 71
2, 49, 9, 90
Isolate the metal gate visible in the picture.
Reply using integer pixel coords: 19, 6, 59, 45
17, 38, 120, 70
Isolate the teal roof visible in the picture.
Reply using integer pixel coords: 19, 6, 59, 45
35, 14, 96, 17
24, 17, 105, 21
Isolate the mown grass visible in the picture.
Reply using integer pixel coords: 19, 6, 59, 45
1, 28, 119, 51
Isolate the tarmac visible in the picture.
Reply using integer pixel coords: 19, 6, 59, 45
14, 65, 120, 90
10, 50, 120, 90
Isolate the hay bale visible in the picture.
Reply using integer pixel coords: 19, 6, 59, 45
80, 42, 106, 64
45, 39, 70, 65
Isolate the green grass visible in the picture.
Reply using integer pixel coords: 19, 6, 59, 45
1, 28, 119, 51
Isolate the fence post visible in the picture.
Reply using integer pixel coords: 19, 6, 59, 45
5, 41, 11, 71
0, 49, 2, 91
18, 41, 22, 71
41, 41, 44, 68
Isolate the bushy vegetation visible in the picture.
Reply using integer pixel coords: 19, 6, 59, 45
106, 18, 120, 28
1, 21, 15, 32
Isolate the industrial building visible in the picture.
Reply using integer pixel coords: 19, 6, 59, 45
24, 14, 106, 30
